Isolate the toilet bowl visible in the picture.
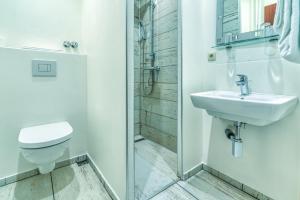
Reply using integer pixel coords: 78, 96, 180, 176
18, 121, 73, 174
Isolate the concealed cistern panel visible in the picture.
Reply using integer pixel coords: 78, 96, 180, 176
32, 60, 57, 77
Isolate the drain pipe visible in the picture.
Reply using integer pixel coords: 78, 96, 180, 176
225, 122, 245, 158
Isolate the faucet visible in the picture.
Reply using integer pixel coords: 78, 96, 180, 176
236, 74, 250, 96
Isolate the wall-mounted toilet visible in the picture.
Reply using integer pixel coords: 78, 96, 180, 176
18, 121, 73, 174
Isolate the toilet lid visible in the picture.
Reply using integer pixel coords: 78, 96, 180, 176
19, 121, 73, 149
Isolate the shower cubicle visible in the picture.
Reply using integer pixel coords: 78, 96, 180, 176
132, 0, 180, 199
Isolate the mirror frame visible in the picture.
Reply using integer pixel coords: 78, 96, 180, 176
216, 0, 278, 47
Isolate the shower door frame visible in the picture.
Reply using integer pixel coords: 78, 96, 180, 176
126, 0, 183, 199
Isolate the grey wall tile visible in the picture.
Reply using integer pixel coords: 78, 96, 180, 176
142, 97, 177, 119
145, 83, 177, 101
141, 110, 177, 136
141, 125, 177, 152
136, 0, 178, 150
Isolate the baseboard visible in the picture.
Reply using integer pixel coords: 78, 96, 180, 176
202, 164, 273, 200
86, 153, 120, 200
182, 163, 203, 180
0, 154, 87, 187
183, 163, 272, 200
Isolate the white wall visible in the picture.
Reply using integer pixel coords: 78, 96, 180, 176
82, 0, 127, 199
204, 46, 300, 200
189, 0, 300, 199
181, 0, 204, 173
0, 47, 87, 179
0, 0, 83, 51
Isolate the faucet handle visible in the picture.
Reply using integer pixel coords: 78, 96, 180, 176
236, 74, 248, 81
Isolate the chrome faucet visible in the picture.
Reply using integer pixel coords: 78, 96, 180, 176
236, 74, 250, 96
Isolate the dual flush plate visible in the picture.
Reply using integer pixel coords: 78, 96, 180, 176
32, 60, 57, 77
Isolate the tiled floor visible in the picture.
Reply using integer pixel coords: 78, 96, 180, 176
135, 139, 256, 200
151, 171, 256, 200
135, 139, 178, 200
0, 141, 257, 200
0, 163, 111, 200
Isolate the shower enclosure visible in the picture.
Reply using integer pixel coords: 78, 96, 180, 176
130, 0, 181, 199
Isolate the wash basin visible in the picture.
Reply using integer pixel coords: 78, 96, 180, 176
190, 91, 298, 126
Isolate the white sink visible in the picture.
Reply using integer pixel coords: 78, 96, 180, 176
190, 91, 298, 126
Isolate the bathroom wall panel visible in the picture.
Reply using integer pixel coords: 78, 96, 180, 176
181, 0, 204, 174
82, 0, 127, 199
0, 47, 87, 179
0, 0, 83, 51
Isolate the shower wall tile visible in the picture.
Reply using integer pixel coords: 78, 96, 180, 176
134, 96, 141, 109
134, 84, 141, 96
134, 110, 140, 123
157, 66, 178, 83
135, 123, 141, 136
141, 110, 177, 136
156, 48, 178, 67
141, 125, 177, 152
143, 66, 177, 84
155, 0, 177, 19
142, 97, 177, 119
135, 56, 140, 69
143, 47, 177, 67
134, 41, 140, 55
134, 68, 141, 82
142, 0, 177, 23
146, 11, 178, 36
136, 0, 178, 151
146, 83, 177, 101
144, 29, 178, 52
154, 29, 178, 51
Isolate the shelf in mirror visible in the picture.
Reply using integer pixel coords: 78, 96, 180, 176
213, 35, 279, 49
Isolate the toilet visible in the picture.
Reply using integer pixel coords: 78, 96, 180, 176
18, 121, 73, 174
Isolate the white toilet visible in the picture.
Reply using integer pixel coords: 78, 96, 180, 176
18, 121, 73, 174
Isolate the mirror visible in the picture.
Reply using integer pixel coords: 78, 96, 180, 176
217, 0, 278, 46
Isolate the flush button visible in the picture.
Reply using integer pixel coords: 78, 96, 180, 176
38, 64, 51, 72
32, 60, 56, 77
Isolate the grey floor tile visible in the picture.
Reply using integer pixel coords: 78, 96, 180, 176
51, 164, 111, 200
135, 154, 175, 200
135, 139, 178, 180
150, 184, 197, 200
0, 174, 53, 200
178, 171, 255, 200
135, 139, 178, 200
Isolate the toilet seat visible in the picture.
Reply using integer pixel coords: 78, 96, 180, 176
19, 121, 73, 149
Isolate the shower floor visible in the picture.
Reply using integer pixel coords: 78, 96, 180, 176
135, 140, 256, 200
135, 139, 178, 200
0, 163, 111, 200
151, 171, 256, 200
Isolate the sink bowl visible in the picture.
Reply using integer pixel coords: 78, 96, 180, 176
190, 91, 298, 126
